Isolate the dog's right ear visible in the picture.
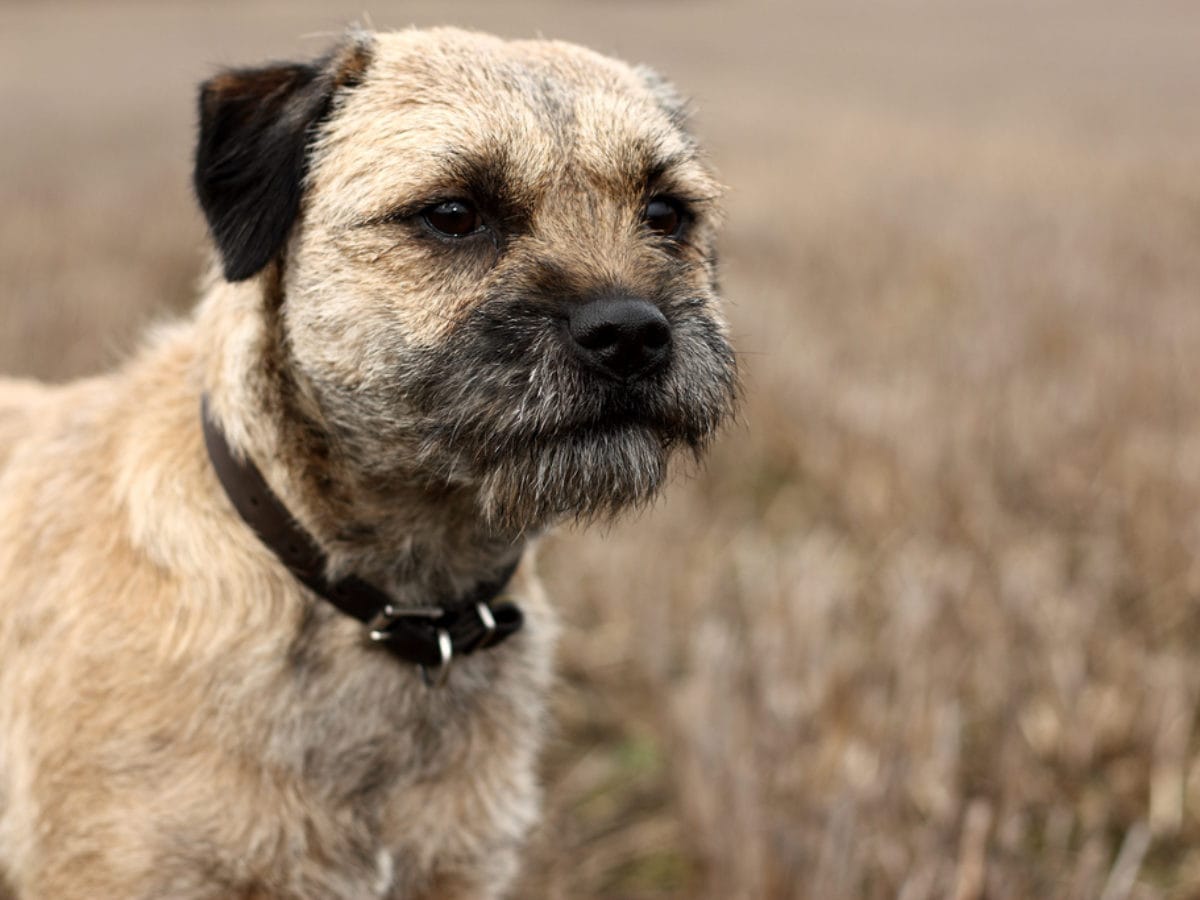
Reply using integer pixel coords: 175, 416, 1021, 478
634, 65, 694, 135
194, 39, 372, 282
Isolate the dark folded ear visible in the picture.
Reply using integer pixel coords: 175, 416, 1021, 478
193, 39, 372, 282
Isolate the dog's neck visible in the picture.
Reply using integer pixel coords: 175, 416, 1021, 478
196, 268, 525, 605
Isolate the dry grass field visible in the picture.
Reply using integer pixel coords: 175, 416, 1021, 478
3, 2, 1200, 897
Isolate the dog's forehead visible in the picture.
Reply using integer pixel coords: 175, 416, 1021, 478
309, 29, 709, 220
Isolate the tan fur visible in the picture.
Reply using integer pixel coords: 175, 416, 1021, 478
0, 28, 734, 899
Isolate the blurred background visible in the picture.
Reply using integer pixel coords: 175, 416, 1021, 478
3, 1, 1200, 897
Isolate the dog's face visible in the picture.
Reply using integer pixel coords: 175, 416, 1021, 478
196, 29, 737, 532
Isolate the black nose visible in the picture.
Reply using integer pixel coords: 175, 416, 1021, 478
566, 297, 672, 381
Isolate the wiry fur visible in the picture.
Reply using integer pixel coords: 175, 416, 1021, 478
0, 28, 736, 899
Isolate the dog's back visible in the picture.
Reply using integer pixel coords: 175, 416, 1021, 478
0, 380, 50, 475
0, 379, 42, 897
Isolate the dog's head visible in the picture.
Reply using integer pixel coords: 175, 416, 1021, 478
195, 28, 737, 533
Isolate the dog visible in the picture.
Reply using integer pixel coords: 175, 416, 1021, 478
0, 27, 736, 899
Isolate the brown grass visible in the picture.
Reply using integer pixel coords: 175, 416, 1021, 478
4, 2, 1200, 897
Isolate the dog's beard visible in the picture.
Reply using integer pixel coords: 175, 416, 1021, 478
401, 297, 738, 533
475, 423, 670, 530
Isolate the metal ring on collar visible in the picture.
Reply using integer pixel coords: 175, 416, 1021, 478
475, 601, 497, 648
418, 628, 454, 688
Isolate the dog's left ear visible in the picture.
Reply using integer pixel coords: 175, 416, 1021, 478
194, 37, 372, 282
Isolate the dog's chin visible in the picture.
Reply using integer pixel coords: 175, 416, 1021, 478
472, 421, 676, 534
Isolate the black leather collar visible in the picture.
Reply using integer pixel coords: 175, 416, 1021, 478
201, 396, 523, 680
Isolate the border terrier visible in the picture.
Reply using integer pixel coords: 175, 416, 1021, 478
0, 27, 736, 899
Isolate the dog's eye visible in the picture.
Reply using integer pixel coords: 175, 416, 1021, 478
422, 200, 481, 238
643, 197, 685, 238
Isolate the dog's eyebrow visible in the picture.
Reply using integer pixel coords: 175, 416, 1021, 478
351, 146, 537, 229
600, 133, 708, 195
403, 145, 539, 225
638, 148, 721, 209
436, 148, 501, 199
645, 150, 695, 181
643, 152, 702, 193
437, 147, 526, 210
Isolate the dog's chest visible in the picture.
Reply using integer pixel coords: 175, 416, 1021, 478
251, 602, 551, 897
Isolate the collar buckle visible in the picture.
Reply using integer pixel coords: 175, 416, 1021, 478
367, 603, 445, 642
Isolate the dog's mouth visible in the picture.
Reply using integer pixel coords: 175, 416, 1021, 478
400, 298, 737, 530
